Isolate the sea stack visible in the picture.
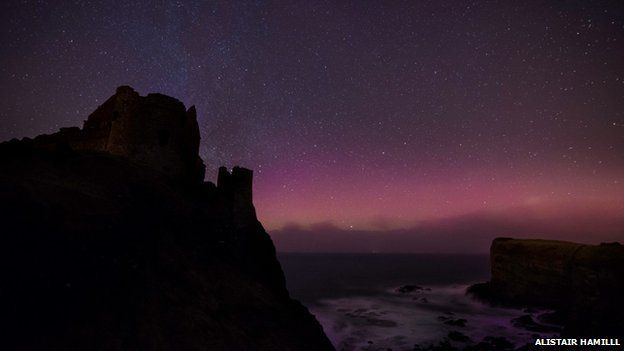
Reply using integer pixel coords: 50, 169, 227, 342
469, 238, 624, 337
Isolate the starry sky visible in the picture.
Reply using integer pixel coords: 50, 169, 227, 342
1, 1, 623, 246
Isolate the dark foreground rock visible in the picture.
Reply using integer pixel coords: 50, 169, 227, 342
413, 336, 518, 351
443, 318, 467, 327
397, 284, 424, 293
468, 238, 624, 337
510, 315, 560, 333
0, 87, 334, 350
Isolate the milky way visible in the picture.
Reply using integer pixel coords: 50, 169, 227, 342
1, 1, 623, 231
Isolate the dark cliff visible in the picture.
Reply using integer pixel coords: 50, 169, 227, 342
469, 238, 624, 337
0, 87, 334, 350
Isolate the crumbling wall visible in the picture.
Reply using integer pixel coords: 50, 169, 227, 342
217, 166, 255, 222
16, 86, 205, 183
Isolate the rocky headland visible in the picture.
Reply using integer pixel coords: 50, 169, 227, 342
0, 86, 334, 350
469, 238, 624, 338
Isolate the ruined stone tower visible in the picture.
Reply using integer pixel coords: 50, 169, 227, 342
8, 86, 257, 209
76, 86, 205, 182
217, 166, 255, 221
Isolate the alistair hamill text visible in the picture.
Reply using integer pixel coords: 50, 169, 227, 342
535, 339, 620, 346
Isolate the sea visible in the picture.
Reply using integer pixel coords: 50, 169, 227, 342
278, 253, 560, 351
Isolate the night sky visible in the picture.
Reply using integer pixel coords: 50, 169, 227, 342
1, 1, 623, 244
